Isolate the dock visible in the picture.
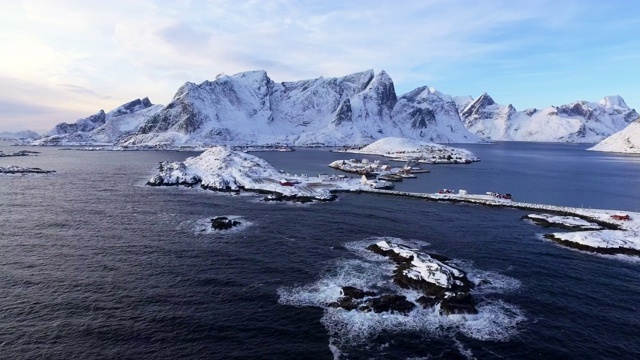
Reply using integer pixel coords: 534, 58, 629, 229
352, 188, 631, 230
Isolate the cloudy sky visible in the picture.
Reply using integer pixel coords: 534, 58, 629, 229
1, 0, 639, 132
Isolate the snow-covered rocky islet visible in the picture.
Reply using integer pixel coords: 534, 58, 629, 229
278, 237, 524, 347
522, 213, 603, 230
146, 145, 368, 202
0, 165, 55, 174
334, 137, 480, 164
523, 212, 640, 256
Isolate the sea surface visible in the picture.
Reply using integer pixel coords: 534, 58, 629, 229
1, 142, 639, 359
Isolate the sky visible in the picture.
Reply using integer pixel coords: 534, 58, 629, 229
1, 0, 639, 133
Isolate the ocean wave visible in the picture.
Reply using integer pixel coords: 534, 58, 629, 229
278, 237, 525, 350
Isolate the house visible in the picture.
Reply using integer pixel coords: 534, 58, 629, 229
611, 214, 631, 221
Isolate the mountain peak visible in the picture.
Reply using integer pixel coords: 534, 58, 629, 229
599, 95, 628, 109
460, 92, 496, 120
374, 69, 392, 82
476, 92, 495, 106
367, 69, 397, 109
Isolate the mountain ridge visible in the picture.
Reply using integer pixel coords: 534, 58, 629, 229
31, 69, 637, 147
460, 93, 638, 143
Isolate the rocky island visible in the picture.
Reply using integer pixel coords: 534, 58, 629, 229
335, 137, 480, 164
147, 145, 368, 202
523, 212, 640, 256
0, 166, 55, 174
210, 216, 242, 231
358, 240, 478, 315
0, 150, 39, 157
522, 213, 603, 230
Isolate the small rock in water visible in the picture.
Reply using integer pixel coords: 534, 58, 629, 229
440, 293, 478, 315
360, 294, 416, 314
211, 217, 241, 231
341, 286, 375, 299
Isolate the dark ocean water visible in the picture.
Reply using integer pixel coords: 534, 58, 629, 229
1, 142, 639, 359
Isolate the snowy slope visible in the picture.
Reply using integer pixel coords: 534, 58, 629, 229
0, 130, 40, 140
148, 146, 365, 200
341, 137, 480, 163
33, 98, 161, 145
588, 117, 640, 153
461, 94, 638, 143
122, 69, 479, 147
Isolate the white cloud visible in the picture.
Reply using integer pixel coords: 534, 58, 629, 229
1, 0, 637, 131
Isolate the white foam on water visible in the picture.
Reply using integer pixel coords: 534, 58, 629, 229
453, 337, 476, 360
458, 300, 525, 341
328, 337, 342, 360
178, 216, 254, 235
277, 259, 394, 307
278, 237, 525, 348
466, 269, 521, 295
594, 253, 640, 264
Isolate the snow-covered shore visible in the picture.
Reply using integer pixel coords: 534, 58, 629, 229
148, 145, 640, 256
334, 137, 480, 164
147, 146, 369, 201
362, 188, 640, 256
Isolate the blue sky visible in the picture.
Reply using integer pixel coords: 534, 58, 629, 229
1, 0, 639, 132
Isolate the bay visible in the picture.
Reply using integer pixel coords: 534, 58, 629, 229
1, 142, 639, 359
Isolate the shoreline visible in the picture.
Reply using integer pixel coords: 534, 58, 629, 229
354, 189, 627, 230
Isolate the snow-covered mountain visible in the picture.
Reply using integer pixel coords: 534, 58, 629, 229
460, 93, 638, 143
588, 117, 640, 153
121, 70, 479, 147
0, 130, 40, 140
34, 98, 162, 145
32, 69, 636, 148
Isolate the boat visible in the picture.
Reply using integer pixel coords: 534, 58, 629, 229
280, 178, 300, 186
408, 168, 430, 173
378, 174, 403, 182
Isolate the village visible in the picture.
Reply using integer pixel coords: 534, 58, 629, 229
329, 158, 428, 177
327, 157, 437, 189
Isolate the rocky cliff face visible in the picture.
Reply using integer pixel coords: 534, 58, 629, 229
392, 87, 477, 143
121, 69, 479, 147
460, 94, 638, 143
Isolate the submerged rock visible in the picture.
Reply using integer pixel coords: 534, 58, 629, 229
360, 294, 416, 314
341, 286, 375, 299
440, 293, 478, 315
328, 286, 376, 311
